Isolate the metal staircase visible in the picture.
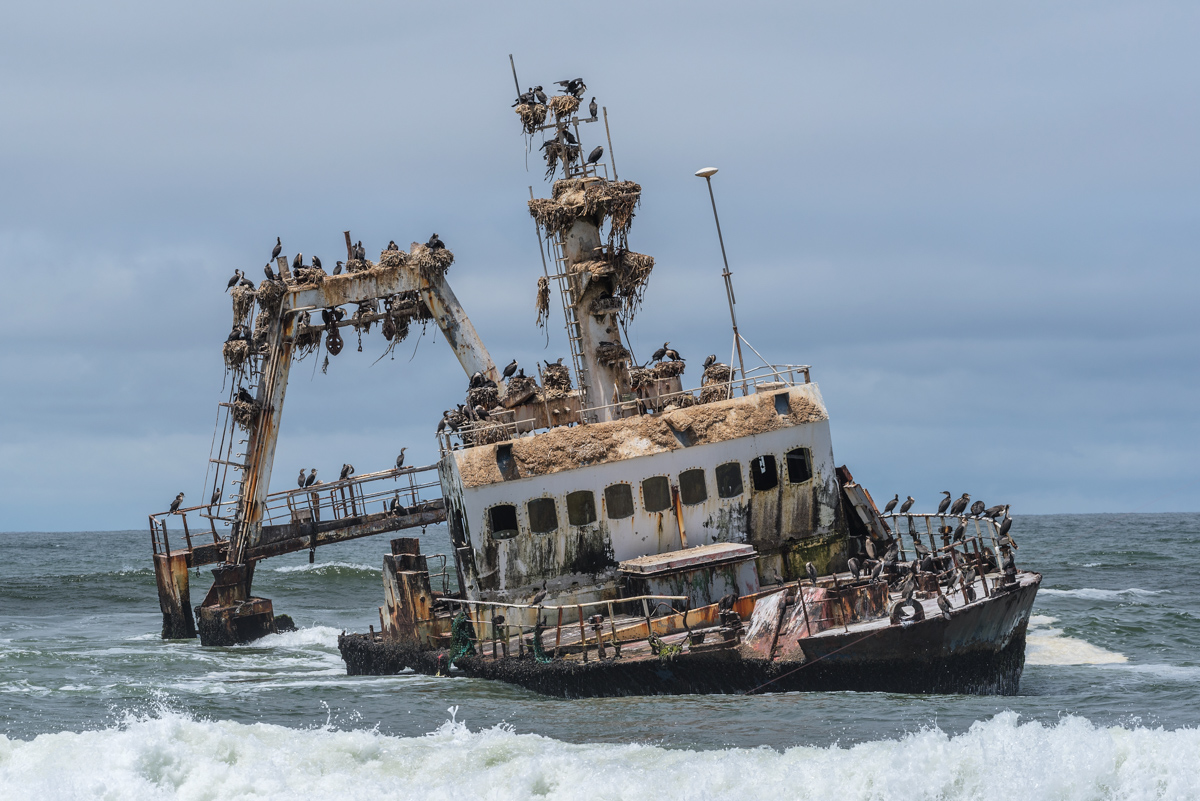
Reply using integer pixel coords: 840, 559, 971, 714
548, 236, 597, 423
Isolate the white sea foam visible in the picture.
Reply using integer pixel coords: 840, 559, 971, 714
236, 625, 342, 650
1, 710, 1198, 800
1040, 587, 1165, 601
1025, 615, 1127, 665
270, 561, 377, 575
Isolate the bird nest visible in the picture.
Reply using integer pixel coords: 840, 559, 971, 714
381, 310, 409, 343
256, 279, 285, 315
294, 312, 322, 357
467, 385, 499, 410
378, 249, 408, 269
461, 423, 511, 448
515, 103, 547, 135
703, 363, 732, 385
410, 243, 454, 282
504, 374, 539, 406
231, 399, 261, 432
529, 179, 643, 246
345, 259, 376, 274
548, 95, 580, 120
662, 393, 698, 410
652, 359, 686, 379
252, 309, 273, 351
542, 362, 572, 390
612, 250, 654, 319
223, 339, 250, 371
536, 275, 551, 329
230, 285, 256, 326
292, 265, 326, 285
595, 341, 630, 366
699, 385, 731, 405
628, 366, 651, 391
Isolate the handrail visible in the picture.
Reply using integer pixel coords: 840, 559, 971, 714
437, 593, 688, 613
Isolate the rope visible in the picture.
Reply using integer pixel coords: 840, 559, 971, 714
741, 626, 888, 695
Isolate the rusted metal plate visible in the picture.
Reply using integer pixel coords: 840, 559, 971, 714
618, 542, 756, 575
737, 589, 788, 659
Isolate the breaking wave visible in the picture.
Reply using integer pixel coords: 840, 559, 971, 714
1040, 587, 1165, 601
269, 561, 378, 575
1, 710, 1198, 800
1025, 615, 1127, 665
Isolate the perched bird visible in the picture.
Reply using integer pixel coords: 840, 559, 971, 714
339, 463, 353, 481
387, 240, 399, 251
210, 487, 221, 506
870, 560, 885, 581
970, 500, 986, 517
937, 491, 953, 514
559, 126, 577, 146
883, 494, 899, 514
264, 263, 276, 282
530, 581, 548, 606
913, 540, 931, 558
225, 269, 243, 292
703, 354, 716, 370
469, 370, 485, 389
436, 412, 449, 434
937, 594, 953, 618
806, 562, 819, 585
847, 557, 861, 580
297, 468, 306, 489
534, 86, 547, 104
984, 504, 1007, 519
292, 252, 303, 270
900, 496, 916, 514
390, 493, 407, 516
473, 405, 489, 420
502, 359, 518, 379
304, 468, 318, 488
586, 145, 604, 165
427, 233, 445, 251
950, 493, 971, 516
271, 237, 282, 261
718, 592, 739, 611
333, 261, 344, 276
555, 78, 586, 98
589, 97, 597, 119
651, 342, 669, 362
239, 275, 255, 288
664, 345, 683, 361
312, 255, 322, 270
395, 448, 407, 470
236, 387, 254, 405
952, 520, 967, 542
169, 492, 184, 512
999, 515, 1013, 538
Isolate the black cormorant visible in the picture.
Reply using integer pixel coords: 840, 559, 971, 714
883, 494, 899, 514
950, 493, 970, 516
304, 469, 317, 488
587, 145, 604, 165
271, 237, 282, 261
502, 359, 518, 379
427, 233, 445, 250
703, 354, 716, 370
169, 492, 184, 512
589, 97, 597, 119
225, 270, 243, 292
900, 495, 916, 514
806, 562, 818, 585
651, 342, 668, 361
396, 448, 407, 470
937, 491, 952, 514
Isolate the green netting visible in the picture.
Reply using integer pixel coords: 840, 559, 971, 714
449, 611, 476, 664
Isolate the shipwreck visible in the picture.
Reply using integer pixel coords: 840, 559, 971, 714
149, 71, 1039, 697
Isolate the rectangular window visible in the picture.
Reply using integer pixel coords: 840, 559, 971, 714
527, 498, 558, 534
641, 476, 671, 513
488, 504, 519, 539
605, 483, 635, 519
786, 448, 812, 483
751, 455, 778, 491
566, 490, 597, 526
679, 469, 708, 505
715, 462, 744, 498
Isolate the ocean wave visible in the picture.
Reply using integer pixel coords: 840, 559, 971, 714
1025, 615, 1127, 666
1040, 587, 1166, 601
269, 561, 378, 575
2, 711, 1199, 800
233, 625, 342, 650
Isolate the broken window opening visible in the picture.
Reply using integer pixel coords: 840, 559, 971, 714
715, 462, 744, 498
786, 448, 812, 483
527, 498, 558, 534
566, 490, 597, 526
604, 483, 635, 519
679, 469, 708, 505
751, 455, 778, 492
488, 504, 519, 539
641, 476, 671, 513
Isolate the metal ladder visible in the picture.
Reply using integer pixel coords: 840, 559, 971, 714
549, 236, 596, 423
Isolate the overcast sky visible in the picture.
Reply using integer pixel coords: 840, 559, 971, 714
1, 1, 1197, 531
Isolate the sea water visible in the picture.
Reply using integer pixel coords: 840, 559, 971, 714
2, 514, 1198, 799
